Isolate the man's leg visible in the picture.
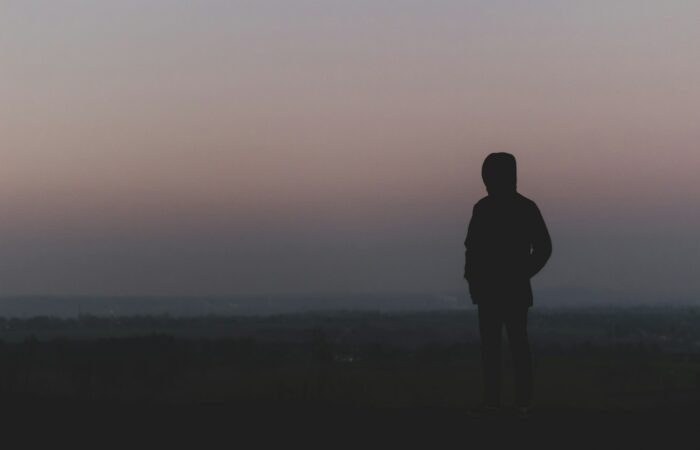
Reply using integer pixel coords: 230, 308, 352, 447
504, 306, 533, 408
477, 304, 503, 406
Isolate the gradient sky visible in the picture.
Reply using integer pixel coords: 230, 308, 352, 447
1, 1, 699, 299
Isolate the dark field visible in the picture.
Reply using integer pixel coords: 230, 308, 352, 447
1, 307, 699, 441
2, 307, 700, 407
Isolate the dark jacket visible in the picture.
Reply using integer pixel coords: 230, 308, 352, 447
464, 192, 551, 307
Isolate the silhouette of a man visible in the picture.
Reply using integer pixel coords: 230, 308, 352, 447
464, 153, 552, 415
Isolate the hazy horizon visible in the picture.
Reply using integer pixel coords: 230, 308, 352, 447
0, 287, 694, 318
2, 1, 699, 301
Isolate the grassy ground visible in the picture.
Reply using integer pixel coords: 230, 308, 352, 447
0, 309, 698, 443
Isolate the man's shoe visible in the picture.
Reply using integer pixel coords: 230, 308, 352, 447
515, 406, 532, 417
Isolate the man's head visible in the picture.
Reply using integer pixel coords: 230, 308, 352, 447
482, 152, 517, 195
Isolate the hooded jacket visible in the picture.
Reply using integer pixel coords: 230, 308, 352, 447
464, 153, 552, 307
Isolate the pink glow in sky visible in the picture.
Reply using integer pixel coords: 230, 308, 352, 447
1, 1, 699, 298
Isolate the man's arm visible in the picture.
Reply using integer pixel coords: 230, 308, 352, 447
528, 204, 552, 278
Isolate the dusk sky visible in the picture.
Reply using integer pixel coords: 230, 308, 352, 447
1, 1, 699, 299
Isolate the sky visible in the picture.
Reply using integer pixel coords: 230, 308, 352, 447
1, 1, 699, 300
